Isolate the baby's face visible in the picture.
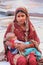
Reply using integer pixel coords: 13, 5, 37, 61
10, 35, 17, 40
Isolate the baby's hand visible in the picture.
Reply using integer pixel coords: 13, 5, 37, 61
15, 43, 21, 48
5, 41, 10, 46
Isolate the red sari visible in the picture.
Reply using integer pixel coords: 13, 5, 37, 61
4, 21, 40, 43
4, 21, 40, 65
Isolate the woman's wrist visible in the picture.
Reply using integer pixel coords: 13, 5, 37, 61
25, 43, 35, 49
30, 40, 39, 48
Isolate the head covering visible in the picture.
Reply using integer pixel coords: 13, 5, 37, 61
15, 7, 29, 17
14, 7, 31, 30
14, 7, 30, 23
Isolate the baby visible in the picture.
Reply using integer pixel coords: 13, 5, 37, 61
5, 32, 41, 60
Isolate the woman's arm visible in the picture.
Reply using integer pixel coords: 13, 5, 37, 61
26, 31, 40, 49
32, 30, 40, 48
3, 23, 12, 54
25, 42, 35, 49
25, 36, 39, 49
3, 23, 12, 45
4, 23, 12, 38
26, 22, 40, 49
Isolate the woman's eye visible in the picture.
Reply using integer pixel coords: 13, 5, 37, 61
18, 16, 20, 17
21, 15, 24, 17
17, 15, 24, 17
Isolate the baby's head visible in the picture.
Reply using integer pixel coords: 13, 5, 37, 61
6, 32, 17, 40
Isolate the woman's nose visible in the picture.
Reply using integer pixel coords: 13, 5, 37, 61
20, 17, 22, 20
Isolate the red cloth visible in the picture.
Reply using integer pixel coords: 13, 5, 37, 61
7, 51, 38, 65
4, 22, 40, 65
7, 51, 15, 65
28, 53, 38, 65
9, 39, 15, 49
4, 21, 40, 65
17, 56, 27, 65
4, 21, 40, 43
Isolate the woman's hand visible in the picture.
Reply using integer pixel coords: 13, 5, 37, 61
31, 40, 39, 48
15, 43, 26, 51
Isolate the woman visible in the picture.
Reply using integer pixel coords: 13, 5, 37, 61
4, 7, 41, 65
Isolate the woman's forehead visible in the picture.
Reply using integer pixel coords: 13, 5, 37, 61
16, 12, 26, 15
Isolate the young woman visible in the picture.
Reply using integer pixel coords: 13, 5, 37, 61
4, 7, 41, 65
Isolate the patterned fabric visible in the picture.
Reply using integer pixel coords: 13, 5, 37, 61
13, 54, 22, 65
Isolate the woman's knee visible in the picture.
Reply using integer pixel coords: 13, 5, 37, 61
17, 56, 27, 65
29, 57, 36, 63
28, 54, 37, 65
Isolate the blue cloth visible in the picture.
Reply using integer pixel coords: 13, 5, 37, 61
22, 42, 41, 60
8, 46, 18, 54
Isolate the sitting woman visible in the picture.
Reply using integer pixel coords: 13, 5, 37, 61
5, 32, 41, 61
3, 7, 41, 65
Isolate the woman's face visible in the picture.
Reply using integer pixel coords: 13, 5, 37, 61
16, 12, 27, 25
